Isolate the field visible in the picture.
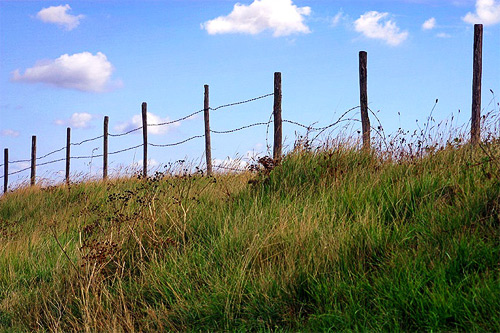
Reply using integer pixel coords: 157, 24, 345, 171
1, 135, 500, 331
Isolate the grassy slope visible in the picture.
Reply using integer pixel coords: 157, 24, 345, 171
0, 143, 499, 331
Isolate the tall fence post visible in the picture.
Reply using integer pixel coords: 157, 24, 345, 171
204, 84, 213, 176
359, 51, 370, 151
273, 72, 282, 163
3, 148, 7, 194
65, 127, 71, 184
30, 135, 36, 186
471, 24, 483, 145
103, 116, 109, 180
142, 103, 148, 178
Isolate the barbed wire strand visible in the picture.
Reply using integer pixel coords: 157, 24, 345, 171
148, 109, 204, 127
311, 106, 361, 142
109, 126, 142, 137
210, 93, 274, 111
149, 135, 204, 148
211, 122, 271, 134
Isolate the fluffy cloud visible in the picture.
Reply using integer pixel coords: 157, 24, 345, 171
11, 52, 116, 93
354, 11, 409, 46
115, 112, 180, 135
463, 0, 500, 25
1, 129, 20, 137
422, 17, 436, 30
36, 4, 84, 31
55, 112, 94, 128
202, 0, 311, 37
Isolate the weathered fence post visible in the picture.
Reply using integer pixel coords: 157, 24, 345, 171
3, 148, 7, 194
359, 51, 370, 151
471, 24, 483, 145
273, 72, 282, 163
65, 127, 71, 184
142, 103, 148, 178
103, 116, 109, 180
30, 135, 36, 186
204, 84, 213, 176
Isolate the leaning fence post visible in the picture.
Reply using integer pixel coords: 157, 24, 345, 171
204, 84, 213, 176
30, 135, 36, 186
65, 127, 71, 184
471, 24, 483, 145
3, 148, 7, 194
142, 103, 148, 178
103, 116, 109, 180
273, 72, 282, 163
359, 51, 371, 151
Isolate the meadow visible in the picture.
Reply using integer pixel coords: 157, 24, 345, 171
1, 127, 500, 331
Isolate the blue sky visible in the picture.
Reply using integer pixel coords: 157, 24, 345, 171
1, 0, 499, 185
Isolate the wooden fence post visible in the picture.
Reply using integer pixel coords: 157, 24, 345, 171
471, 24, 483, 145
65, 127, 71, 184
142, 103, 148, 178
103, 116, 109, 180
204, 84, 213, 176
3, 148, 7, 194
102, 116, 109, 180
359, 51, 370, 151
273, 72, 282, 163
30, 135, 36, 186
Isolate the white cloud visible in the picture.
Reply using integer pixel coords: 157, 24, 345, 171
11, 52, 117, 93
331, 10, 348, 27
55, 112, 94, 128
36, 4, 84, 31
202, 0, 311, 37
1, 129, 20, 137
422, 17, 436, 30
115, 112, 180, 135
436, 32, 452, 38
463, 0, 500, 25
354, 11, 409, 46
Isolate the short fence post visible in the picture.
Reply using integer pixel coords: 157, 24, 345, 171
471, 24, 483, 145
103, 116, 109, 180
273, 72, 282, 163
65, 127, 71, 184
30, 135, 36, 186
3, 148, 8, 194
359, 51, 370, 151
142, 103, 148, 178
204, 84, 213, 176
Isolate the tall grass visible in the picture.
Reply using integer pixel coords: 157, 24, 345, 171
1, 129, 500, 330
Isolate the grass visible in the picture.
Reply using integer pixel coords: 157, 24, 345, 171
1, 136, 500, 331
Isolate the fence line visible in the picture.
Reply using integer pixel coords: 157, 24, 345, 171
1, 25, 487, 194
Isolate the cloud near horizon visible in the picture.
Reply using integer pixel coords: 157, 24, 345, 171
1, 129, 20, 138
36, 4, 84, 31
55, 112, 94, 128
115, 112, 180, 136
202, 0, 311, 37
463, 0, 500, 25
354, 11, 409, 46
11, 52, 118, 93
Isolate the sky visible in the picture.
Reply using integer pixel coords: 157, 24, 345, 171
1, 0, 499, 186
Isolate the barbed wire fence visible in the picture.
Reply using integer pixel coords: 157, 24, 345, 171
1, 81, 362, 193
1, 26, 490, 193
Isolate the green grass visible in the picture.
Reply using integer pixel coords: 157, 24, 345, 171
1, 141, 499, 331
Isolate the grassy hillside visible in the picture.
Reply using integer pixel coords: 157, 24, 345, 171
1, 140, 499, 331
